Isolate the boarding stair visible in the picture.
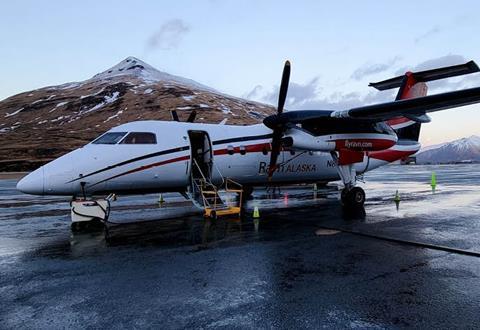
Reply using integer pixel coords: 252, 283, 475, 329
189, 159, 243, 219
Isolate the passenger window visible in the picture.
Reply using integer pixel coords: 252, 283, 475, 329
120, 132, 157, 144
239, 146, 246, 155
227, 145, 235, 155
92, 132, 127, 144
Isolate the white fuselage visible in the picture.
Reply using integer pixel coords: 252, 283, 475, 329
16, 120, 420, 196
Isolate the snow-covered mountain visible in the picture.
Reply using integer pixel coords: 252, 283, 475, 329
91, 57, 216, 92
416, 135, 480, 164
0, 56, 274, 171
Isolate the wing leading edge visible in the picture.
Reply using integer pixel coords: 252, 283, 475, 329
331, 86, 480, 121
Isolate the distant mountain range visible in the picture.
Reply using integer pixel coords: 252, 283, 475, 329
416, 135, 480, 164
0, 56, 274, 171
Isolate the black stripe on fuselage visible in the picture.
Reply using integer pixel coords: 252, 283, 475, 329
69, 133, 273, 183
68, 145, 190, 183
212, 134, 273, 145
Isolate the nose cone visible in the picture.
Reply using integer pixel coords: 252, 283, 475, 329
17, 167, 45, 195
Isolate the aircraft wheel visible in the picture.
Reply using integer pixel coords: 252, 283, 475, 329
71, 222, 84, 232
341, 187, 365, 208
210, 211, 217, 220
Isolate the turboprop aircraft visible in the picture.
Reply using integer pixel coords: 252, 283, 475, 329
16, 60, 480, 229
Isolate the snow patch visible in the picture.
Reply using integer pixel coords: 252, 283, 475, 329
80, 87, 105, 99
104, 109, 124, 122
144, 88, 153, 94
5, 108, 24, 117
80, 92, 120, 115
49, 101, 69, 113
176, 106, 192, 110
182, 95, 195, 101
219, 103, 232, 114
199, 104, 209, 108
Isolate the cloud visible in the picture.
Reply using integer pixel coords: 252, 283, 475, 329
245, 78, 395, 111
394, 54, 480, 91
245, 54, 480, 111
351, 57, 401, 81
147, 19, 190, 50
412, 54, 467, 71
415, 26, 441, 44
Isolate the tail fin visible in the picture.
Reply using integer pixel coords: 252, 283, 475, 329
369, 61, 479, 141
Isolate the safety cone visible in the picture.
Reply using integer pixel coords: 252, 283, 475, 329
431, 172, 437, 191
253, 206, 260, 218
394, 190, 401, 202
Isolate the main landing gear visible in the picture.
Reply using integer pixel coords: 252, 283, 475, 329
340, 186, 366, 207
331, 152, 366, 209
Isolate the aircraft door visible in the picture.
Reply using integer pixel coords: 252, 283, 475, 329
188, 131, 213, 181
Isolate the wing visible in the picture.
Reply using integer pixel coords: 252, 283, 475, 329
330, 86, 480, 121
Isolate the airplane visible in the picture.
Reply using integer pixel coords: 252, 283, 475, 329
16, 59, 480, 230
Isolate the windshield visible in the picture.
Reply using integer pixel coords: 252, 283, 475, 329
91, 132, 127, 144
120, 132, 157, 144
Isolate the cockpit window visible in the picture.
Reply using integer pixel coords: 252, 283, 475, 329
120, 132, 157, 144
92, 132, 127, 144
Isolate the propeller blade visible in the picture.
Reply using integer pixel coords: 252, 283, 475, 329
268, 129, 283, 180
267, 60, 291, 180
186, 110, 197, 123
277, 60, 291, 114
170, 110, 179, 122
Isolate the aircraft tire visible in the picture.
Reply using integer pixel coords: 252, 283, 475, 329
210, 211, 217, 220
71, 221, 84, 232
341, 187, 365, 208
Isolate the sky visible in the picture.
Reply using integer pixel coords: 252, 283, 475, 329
1, 0, 480, 146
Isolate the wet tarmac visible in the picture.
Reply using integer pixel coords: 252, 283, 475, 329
1, 164, 480, 328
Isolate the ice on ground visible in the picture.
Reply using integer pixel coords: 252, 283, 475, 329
5, 108, 24, 118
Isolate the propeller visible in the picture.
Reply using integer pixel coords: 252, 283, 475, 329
170, 109, 197, 123
265, 60, 291, 180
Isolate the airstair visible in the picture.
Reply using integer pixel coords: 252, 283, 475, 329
189, 159, 243, 219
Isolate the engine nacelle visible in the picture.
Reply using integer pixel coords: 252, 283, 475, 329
283, 128, 335, 151
283, 128, 398, 152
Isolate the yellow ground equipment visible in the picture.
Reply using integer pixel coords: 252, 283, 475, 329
199, 178, 243, 219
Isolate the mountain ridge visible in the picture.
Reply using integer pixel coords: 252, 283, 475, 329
416, 135, 480, 164
0, 56, 275, 171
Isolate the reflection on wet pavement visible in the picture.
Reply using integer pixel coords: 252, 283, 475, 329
0, 165, 480, 328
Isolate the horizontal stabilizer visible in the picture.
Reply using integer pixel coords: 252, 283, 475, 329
369, 61, 480, 91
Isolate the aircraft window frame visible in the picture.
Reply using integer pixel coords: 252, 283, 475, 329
239, 145, 246, 155
227, 145, 235, 155
91, 132, 128, 145
119, 132, 157, 145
